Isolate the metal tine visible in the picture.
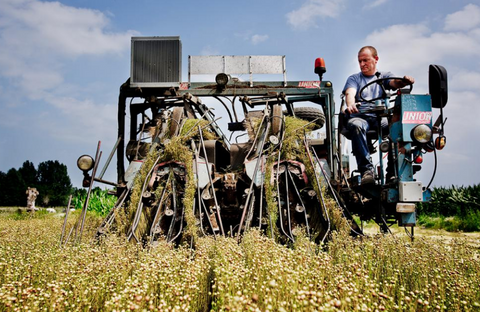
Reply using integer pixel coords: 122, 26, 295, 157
286, 168, 310, 237
99, 136, 121, 180
77, 142, 102, 244
244, 191, 256, 233
283, 163, 294, 240
96, 188, 128, 236
192, 198, 206, 237
198, 126, 225, 235
166, 176, 178, 241
191, 139, 216, 238
104, 188, 129, 228
168, 177, 185, 243
127, 201, 143, 243
302, 135, 331, 244
273, 129, 295, 242
309, 140, 364, 237
149, 169, 174, 244
258, 175, 265, 231
275, 163, 294, 242
64, 226, 75, 246
237, 112, 270, 238
192, 148, 207, 237
127, 153, 163, 242
244, 113, 268, 161
200, 196, 217, 236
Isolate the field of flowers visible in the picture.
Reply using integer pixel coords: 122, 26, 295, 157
0, 212, 479, 311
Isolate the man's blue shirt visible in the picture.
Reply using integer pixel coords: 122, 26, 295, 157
342, 71, 394, 117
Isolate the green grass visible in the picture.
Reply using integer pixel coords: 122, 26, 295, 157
0, 214, 479, 311
418, 212, 480, 232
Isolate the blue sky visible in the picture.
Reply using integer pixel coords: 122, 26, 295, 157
0, 0, 479, 188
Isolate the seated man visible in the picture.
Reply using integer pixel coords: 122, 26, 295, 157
343, 46, 414, 184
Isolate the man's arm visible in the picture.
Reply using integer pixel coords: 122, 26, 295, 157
389, 75, 415, 89
344, 87, 359, 114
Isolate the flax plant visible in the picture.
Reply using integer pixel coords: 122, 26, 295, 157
0, 214, 479, 311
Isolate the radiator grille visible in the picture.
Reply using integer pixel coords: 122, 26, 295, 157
131, 37, 182, 87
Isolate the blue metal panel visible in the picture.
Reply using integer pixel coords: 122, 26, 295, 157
400, 212, 416, 226
397, 94, 433, 142
386, 188, 398, 203
423, 188, 432, 202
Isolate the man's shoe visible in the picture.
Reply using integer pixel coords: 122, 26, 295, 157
361, 170, 375, 185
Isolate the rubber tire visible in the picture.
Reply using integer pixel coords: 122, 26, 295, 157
294, 107, 325, 130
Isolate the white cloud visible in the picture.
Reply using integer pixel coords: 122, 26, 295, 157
364, 23, 480, 82
42, 94, 117, 143
251, 34, 268, 45
0, 0, 136, 159
0, 0, 135, 57
444, 3, 480, 31
286, 0, 345, 30
363, 0, 388, 10
450, 70, 480, 91
0, 0, 136, 96
362, 4, 480, 186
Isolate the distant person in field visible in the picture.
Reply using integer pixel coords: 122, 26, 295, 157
26, 187, 39, 211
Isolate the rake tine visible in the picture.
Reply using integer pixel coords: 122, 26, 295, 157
198, 126, 225, 235
78, 141, 102, 244
286, 168, 310, 237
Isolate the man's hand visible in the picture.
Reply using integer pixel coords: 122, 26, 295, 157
345, 103, 360, 114
403, 75, 415, 85
390, 75, 415, 89
344, 87, 359, 114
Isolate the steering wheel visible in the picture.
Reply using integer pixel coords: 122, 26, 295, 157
359, 77, 413, 104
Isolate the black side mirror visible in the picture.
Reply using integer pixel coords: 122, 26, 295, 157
429, 64, 448, 108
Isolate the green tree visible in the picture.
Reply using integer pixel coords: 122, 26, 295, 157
37, 160, 72, 207
18, 161, 38, 187
2, 168, 27, 206
0, 171, 6, 204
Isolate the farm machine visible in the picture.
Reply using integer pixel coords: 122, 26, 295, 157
76, 36, 448, 245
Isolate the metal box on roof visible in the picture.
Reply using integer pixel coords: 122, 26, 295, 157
130, 36, 182, 88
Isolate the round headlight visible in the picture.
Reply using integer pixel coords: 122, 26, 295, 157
215, 73, 230, 87
77, 155, 95, 171
411, 124, 432, 144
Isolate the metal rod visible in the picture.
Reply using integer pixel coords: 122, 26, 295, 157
198, 126, 225, 235
303, 137, 331, 244
168, 177, 185, 243
275, 163, 293, 242
127, 153, 163, 241
237, 115, 270, 238
149, 170, 173, 243
166, 177, 178, 241
93, 177, 118, 187
310, 144, 364, 237
286, 168, 310, 237
284, 163, 294, 239
99, 136, 121, 179
78, 142, 102, 243
191, 140, 216, 237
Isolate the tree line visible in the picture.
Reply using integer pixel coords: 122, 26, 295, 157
0, 160, 73, 207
